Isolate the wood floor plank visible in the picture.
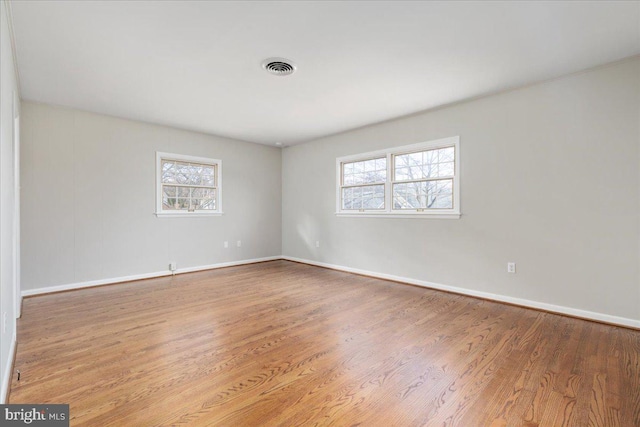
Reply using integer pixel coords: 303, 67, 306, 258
8, 260, 640, 426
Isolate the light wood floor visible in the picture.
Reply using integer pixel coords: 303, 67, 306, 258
9, 260, 640, 426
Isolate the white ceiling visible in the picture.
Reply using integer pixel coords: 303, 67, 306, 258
10, 1, 640, 146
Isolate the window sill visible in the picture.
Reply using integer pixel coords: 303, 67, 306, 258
155, 212, 224, 218
335, 212, 460, 219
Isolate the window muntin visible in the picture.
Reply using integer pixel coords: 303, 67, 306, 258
156, 153, 222, 216
340, 157, 386, 211
336, 137, 459, 218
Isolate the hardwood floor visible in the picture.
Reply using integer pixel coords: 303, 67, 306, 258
9, 260, 640, 426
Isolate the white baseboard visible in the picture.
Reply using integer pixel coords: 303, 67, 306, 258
19, 254, 640, 329
282, 256, 640, 330
21, 256, 281, 297
1, 330, 17, 403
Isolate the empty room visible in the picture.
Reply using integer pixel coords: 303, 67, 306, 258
1, 1, 639, 426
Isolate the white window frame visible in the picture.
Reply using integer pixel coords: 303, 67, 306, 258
336, 136, 460, 219
155, 152, 223, 218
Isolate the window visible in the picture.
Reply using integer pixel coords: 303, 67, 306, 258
393, 146, 454, 210
336, 137, 460, 218
341, 157, 386, 210
156, 152, 222, 217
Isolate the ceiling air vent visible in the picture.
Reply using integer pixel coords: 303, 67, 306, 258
262, 58, 296, 76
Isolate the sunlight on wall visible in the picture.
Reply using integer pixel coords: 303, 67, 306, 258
295, 213, 320, 258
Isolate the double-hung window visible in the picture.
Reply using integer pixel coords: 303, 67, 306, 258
336, 136, 460, 218
156, 152, 222, 217
341, 157, 387, 211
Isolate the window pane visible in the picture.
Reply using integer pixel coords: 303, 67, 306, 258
352, 173, 365, 185
362, 186, 376, 198
162, 161, 176, 183
177, 187, 190, 198
190, 198, 215, 210
342, 197, 363, 210
166, 186, 217, 210
422, 164, 436, 178
341, 185, 384, 210
393, 182, 427, 209
410, 166, 423, 180
192, 188, 215, 199
364, 159, 376, 172
431, 194, 453, 209
394, 147, 455, 182
395, 153, 423, 181
343, 163, 354, 175
438, 147, 455, 163
438, 162, 454, 177
163, 186, 176, 197
163, 198, 173, 210
162, 161, 174, 171
162, 186, 218, 211
393, 178, 453, 210
170, 198, 188, 209
162, 186, 177, 209
364, 197, 384, 209
394, 167, 409, 181
435, 179, 452, 194
409, 152, 422, 164
201, 175, 215, 187
342, 158, 386, 186
372, 169, 386, 182
341, 198, 353, 210
424, 149, 438, 165
198, 198, 216, 210
175, 162, 190, 184
175, 172, 189, 184
395, 154, 410, 169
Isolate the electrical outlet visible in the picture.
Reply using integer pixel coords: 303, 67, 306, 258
315, 241, 320, 248
169, 262, 177, 272
237, 240, 242, 248
224, 241, 229, 248
507, 262, 516, 273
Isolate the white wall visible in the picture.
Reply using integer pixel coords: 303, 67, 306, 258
0, 0, 20, 403
20, 102, 282, 292
282, 57, 640, 323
